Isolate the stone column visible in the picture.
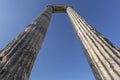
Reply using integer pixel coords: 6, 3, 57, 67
0, 6, 53, 80
67, 7, 120, 80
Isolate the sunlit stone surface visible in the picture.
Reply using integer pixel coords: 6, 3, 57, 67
0, 5, 119, 80
67, 6, 120, 80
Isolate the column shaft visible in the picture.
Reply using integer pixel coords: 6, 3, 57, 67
0, 6, 53, 80
67, 7, 120, 80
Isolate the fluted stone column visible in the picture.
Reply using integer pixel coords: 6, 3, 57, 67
67, 7, 120, 80
0, 6, 53, 80
0, 4, 120, 80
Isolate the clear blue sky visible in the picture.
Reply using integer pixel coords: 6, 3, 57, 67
0, 0, 120, 80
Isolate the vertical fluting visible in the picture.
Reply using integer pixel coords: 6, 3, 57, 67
0, 4, 120, 80
67, 7, 120, 80
0, 6, 53, 80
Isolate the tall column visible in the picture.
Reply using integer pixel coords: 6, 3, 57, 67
0, 6, 53, 80
67, 7, 120, 80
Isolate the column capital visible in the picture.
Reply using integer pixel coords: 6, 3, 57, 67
46, 5, 72, 13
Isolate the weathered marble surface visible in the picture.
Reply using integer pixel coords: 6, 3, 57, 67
67, 7, 120, 80
0, 5, 120, 80
0, 6, 52, 80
